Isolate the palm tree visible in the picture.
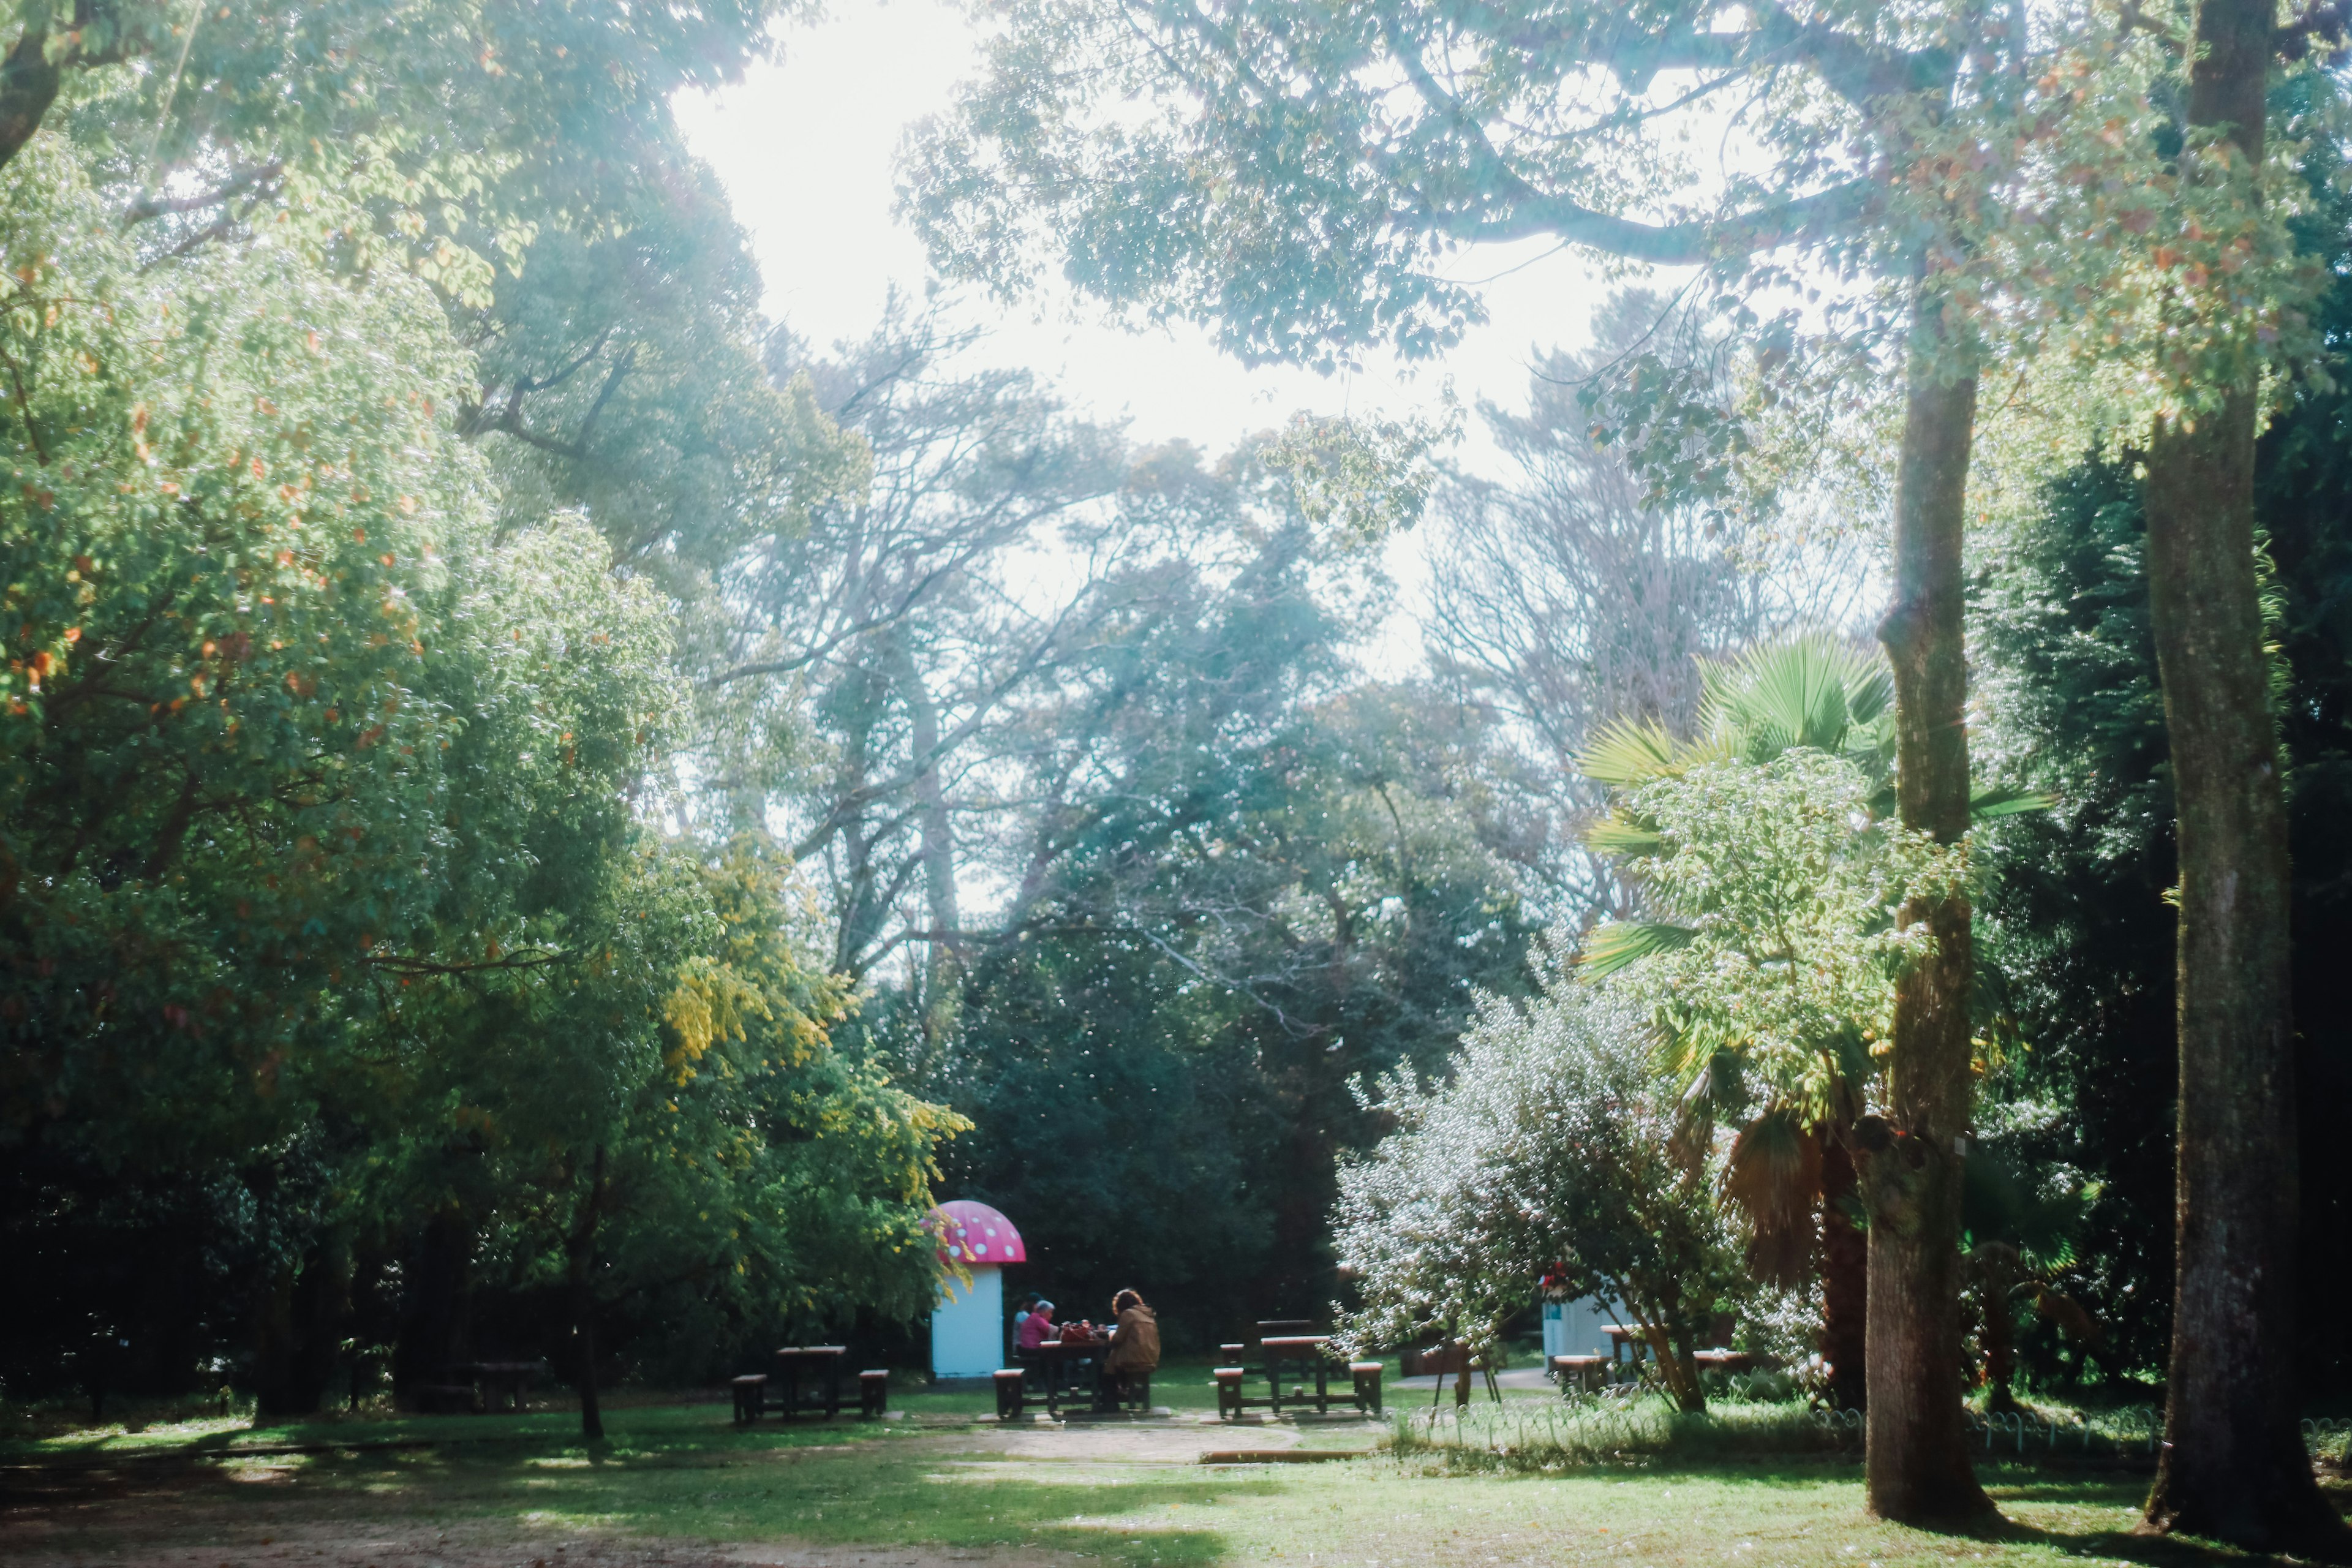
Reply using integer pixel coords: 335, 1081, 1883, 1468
1578, 634, 2040, 1412
1961, 1153, 2100, 1415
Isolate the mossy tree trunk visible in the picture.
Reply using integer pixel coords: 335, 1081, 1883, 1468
1861, 281, 1994, 1526
2138, 7, 2348, 1551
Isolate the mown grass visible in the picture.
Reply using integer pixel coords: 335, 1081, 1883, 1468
6, 1417, 2290, 1568
11, 1388, 2336, 1567
13, 1380, 2344, 1566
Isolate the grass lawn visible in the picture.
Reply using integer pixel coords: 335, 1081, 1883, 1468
3, 1383, 2338, 1567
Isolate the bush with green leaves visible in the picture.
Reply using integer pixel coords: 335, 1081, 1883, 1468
1333, 948, 1741, 1411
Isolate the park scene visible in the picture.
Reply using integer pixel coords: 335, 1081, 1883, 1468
5, 0, 2352, 1561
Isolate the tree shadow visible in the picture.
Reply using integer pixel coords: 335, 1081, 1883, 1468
1988, 1517, 2284, 1566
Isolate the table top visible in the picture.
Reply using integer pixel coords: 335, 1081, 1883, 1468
1025, 1336, 1109, 1354
1261, 1335, 1332, 1351
775, 1345, 848, 1359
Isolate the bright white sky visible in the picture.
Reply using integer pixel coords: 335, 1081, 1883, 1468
673, 0, 1645, 673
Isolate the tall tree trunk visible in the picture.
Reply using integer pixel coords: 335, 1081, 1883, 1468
889, 635, 962, 1031
393, 1207, 470, 1404
2139, 9, 2347, 1552
1820, 1136, 1869, 1414
1861, 282, 1994, 1526
252, 1240, 349, 1417
567, 1147, 608, 1443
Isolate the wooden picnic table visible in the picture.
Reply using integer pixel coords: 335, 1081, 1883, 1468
1261, 1336, 1336, 1414
773, 1345, 848, 1419
1017, 1338, 1113, 1418
1602, 1324, 1651, 1365
1548, 1353, 1608, 1395
1693, 1349, 1755, 1375
1214, 1335, 1382, 1419
450, 1360, 547, 1413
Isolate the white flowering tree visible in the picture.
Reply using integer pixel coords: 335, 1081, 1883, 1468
1333, 964, 1741, 1413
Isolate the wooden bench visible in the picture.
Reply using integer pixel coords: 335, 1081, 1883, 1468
1213, 1365, 1248, 1421
1104, 1371, 1152, 1412
1349, 1361, 1384, 1415
859, 1368, 889, 1418
732, 1373, 768, 1423
993, 1367, 1028, 1420
453, 1360, 548, 1414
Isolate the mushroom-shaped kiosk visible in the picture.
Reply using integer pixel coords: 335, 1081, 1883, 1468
927, 1199, 1026, 1382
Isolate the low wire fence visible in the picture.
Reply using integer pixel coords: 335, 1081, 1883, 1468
1389, 1397, 1855, 1469
1962, 1406, 2159, 1457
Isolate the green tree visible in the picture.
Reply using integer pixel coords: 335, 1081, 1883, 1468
1579, 636, 2033, 1412
899, 0, 2147, 1511
1335, 950, 1742, 1413
1972, 133, 2352, 1523
1425, 293, 1867, 916
0, 50, 956, 1421
881, 464, 1536, 1335
0, 132, 507, 1172
399, 839, 964, 1439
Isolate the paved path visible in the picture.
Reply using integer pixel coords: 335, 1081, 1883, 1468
1392, 1367, 1557, 1394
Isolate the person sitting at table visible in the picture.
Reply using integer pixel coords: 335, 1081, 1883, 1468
1017, 1298, 1056, 1352
1102, 1289, 1160, 1401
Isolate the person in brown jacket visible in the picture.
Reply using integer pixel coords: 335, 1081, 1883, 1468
1102, 1289, 1159, 1402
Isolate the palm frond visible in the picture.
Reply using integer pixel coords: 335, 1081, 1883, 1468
1583, 816, 1664, 858
1698, 633, 1891, 763
1576, 717, 1684, 787
1577, 919, 1697, 978
1721, 1107, 1823, 1289
1969, 783, 2056, 821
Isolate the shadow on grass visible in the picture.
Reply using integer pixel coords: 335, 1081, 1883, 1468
290, 1434, 1268, 1567
8, 1420, 1265, 1566
1817, 1470, 2329, 1566
1988, 1515, 2275, 1566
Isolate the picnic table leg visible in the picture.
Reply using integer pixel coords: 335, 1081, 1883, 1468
1314, 1359, 1329, 1415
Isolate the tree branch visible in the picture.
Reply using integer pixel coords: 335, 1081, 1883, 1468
0, 28, 62, 173
121, 160, 284, 227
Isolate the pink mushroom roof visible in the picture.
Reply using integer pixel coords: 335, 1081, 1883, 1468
927, 1199, 1025, 1267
